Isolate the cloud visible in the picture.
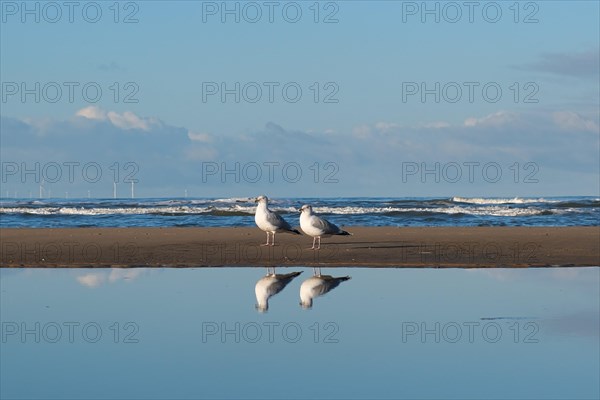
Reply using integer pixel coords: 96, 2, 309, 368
2, 106, 598, 196
552, 111, 599, 133
187, 131, 214, 143
352, 124, 372, 138
419, 121, 451, 129
76, 106, 107, 120
76, 106, 161, 131
1, 108, 193, 196
76, 268, 149, 288
106, 110, 160, 131
464, 111, 517, 127
108, 268, 145, 283
77, 273, 105, 288
374, 121, 400, 132
516, 49, 600, 78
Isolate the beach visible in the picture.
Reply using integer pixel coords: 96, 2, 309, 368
1, 227, 598, 268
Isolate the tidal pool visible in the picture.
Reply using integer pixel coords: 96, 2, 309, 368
1, 267, 598, 399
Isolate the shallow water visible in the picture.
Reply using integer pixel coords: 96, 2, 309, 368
1, 267, 599, 399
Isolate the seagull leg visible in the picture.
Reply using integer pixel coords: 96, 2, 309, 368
311, 237, 317, 250
261, 232, 270, 246
271, 232, 276, 246
316, 236, 321, 250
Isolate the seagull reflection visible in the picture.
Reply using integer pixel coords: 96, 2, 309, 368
300, 267, 351, 309
255, 267, 303, 312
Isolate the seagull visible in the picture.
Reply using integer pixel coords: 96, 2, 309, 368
300, 268, 351, 309
299, 205, 351, 249
255, 267, 302, 312
254, 195, 301, 246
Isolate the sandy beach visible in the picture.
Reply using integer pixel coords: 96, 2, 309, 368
1, 226, 598, 268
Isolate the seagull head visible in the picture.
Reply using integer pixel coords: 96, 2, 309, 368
255, 195, 268, 204
299, 204, 313, 214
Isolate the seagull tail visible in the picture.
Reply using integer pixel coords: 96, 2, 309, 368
282, 271, 303, 279
291, 228, 301, 235
339, 230, 352, 236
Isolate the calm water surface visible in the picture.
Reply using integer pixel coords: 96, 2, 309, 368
1, 267, 598, 399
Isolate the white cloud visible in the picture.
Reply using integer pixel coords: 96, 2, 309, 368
108, 268, 145, 283
552, 111, 599, 133
76, 273, 106, 288
374, 121, 400, 132
352, 124, 372, 138
107, 111, 155, 131
464, 111, 517, 127
19, 116, 55, 134
76, 268, 148, 288
420, 121, 451, 129
75, 106, 160, 131
3, 106, 598, 196
187, 131, 214, 143
76, 106, 107, 120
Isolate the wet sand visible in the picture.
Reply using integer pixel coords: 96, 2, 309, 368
0, 227, 598, 268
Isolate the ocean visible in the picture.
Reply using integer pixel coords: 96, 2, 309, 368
0, 196, 598, 228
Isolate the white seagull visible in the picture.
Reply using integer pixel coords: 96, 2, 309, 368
255, 267, 302, 312
255, 195, 301, 246
300, 268, 351, 309
299, 205, 351, 249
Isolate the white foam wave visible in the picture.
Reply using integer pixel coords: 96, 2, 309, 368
1, 206, 209, 215
302, 205, 552, 217
213, 197, 253, 203
0, 204, 561, 218
452, 197, 555, 205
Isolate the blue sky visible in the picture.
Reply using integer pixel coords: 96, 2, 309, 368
1, 1, 599, 198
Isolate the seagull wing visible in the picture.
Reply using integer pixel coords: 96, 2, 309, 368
267, 272, 302, 296
315, 275, 351, 296
266, 210, 294, 231
311, 215, 343, 235
266, 280, 287, 296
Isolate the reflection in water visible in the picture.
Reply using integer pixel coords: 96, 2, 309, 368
1, 267, 598, 399
254, 267, 303, 312
76, 268, 148, 287
300, 267, 351, 309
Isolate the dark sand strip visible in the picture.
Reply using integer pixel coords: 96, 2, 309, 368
1, 227, 598, 268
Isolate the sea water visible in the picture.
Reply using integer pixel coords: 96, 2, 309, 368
1, 196, 598, 228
